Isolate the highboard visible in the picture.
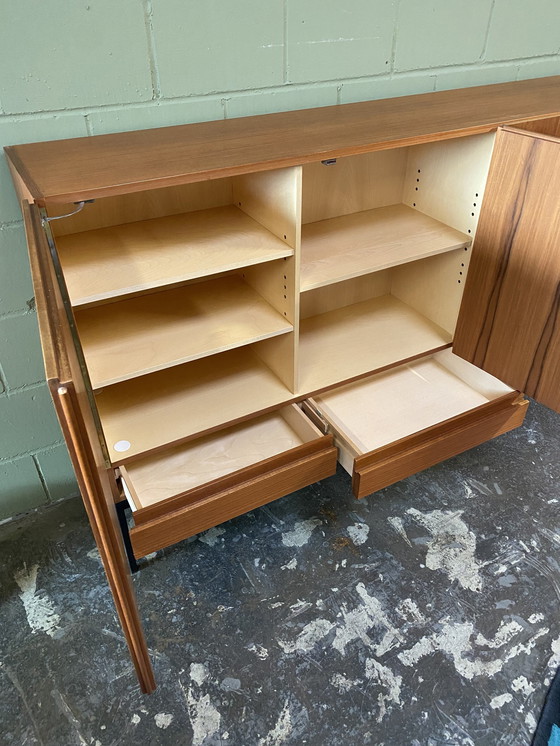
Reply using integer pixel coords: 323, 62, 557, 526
6, 76, 560, 693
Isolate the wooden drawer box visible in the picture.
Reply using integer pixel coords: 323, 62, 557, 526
119, 404, 337, 558
308, 351, 528, 498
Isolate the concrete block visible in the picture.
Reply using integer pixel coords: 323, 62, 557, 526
0, 224, 33, 316
0, 115, 88, 224
152, 1, 284, 96
517, 58, 560, 81
0, 313, 45, 389
0, 457, 47, 520
287, 0, 396, 84
395, 0, 493, 71
36, 445, 77, 503
486, 1, 560, 61
435, 64, 518, 92
0, 385, 62, 460
226, 84, 338, 119
0, 0, 152, 113
88, 98, 225, 136
339, 72, 436, 105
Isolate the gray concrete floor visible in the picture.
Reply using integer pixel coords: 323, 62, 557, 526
1, 400, 560, 746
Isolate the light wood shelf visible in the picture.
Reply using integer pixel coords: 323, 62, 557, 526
96, 347, 293, 464
76, 275, 293, 389
57, 205, 293, 307
298, 295, 452, 393
301, 204, 471, 291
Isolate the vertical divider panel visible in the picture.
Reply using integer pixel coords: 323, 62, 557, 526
233, 167, 302, 393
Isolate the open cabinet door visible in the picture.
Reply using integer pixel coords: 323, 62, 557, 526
454, 126, 560, 413
21, 201, 156, 693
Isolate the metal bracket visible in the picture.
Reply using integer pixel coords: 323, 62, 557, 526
300, 400, 330, 435
115, 500, 139, 574
41, 199, 95, 225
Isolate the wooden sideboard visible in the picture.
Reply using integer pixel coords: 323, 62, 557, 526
6, 76, 560, 693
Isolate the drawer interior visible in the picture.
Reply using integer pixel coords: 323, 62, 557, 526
120, 403, 324, 509
310, 349, 514, 471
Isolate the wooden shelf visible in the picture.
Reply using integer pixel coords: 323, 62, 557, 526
76, 275, 293, 389
57, 205, 293, 307
301, 204, 471, 291
298, 295, 452, 393
96, 348, 293, 464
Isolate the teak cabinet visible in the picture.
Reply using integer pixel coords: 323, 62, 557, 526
6, 76, 560, 693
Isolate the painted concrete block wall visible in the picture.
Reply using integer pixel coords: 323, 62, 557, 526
0, 1, 559, 520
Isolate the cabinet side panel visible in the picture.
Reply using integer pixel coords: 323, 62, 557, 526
454, 129, 560, 413
403, 133, 496, 236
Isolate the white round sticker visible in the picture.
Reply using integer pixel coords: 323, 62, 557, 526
114, 440, 131, 453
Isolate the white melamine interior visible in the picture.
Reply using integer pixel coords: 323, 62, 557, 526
123, 405, 321, 508
312, 349, 513, 463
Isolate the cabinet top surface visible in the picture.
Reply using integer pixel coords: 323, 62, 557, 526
6, 76, 560, 204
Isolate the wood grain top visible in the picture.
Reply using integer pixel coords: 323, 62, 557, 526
6, 77, 560, 204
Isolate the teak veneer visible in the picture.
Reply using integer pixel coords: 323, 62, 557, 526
7, 77, 560, 692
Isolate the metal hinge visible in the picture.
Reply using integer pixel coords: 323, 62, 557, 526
41, 199, 95, 225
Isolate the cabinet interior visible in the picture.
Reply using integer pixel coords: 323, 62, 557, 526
47, 131, 498, 467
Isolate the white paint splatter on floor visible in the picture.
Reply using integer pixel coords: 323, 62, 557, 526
333, 583, 404, 656
387, 516, 412, 547
281, 518, 322, 547
14, 564, 60, 637
365, 658, 402, 722
407, 508, 483, 592
247, 643, 269, 659
330, 673, 360, 693
281, 558, 297, 570
181, 665, 221, 746
396, 599, 426, 624
154, 713, 173, 729
199, 527, 225, 547
512, 676, 535, 696
278, 582, 403, 659
258, 697, 292, 746
475, 620, 524, 648
347, 522, 369, 545
130, 714, 141, 725
278, 618, 335, 654
190, 662, 210, 686
490, 693, 513, 709
399, 618, 549, 681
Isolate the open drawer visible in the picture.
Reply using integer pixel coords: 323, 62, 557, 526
118, 404, 337, 558
306, 350, 528, 499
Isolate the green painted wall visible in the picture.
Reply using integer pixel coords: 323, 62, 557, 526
1, 1, 559, 520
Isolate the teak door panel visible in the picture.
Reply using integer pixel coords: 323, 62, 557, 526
21, 202, 156, 694
454, 127, 560, 413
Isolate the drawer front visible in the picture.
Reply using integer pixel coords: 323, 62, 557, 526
119, 405, 337, 558
353, 395, 527, 499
